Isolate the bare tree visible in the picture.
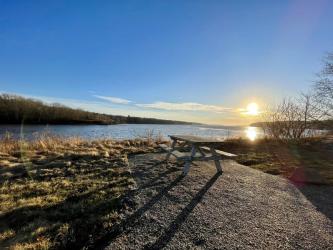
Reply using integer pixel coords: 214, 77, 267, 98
262, 52, 333, 140
262, 95, 312, 141
312, 53, 333, 120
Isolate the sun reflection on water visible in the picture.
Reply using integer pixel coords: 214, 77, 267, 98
245, 127, 257, 141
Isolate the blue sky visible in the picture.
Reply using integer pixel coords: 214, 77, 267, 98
0, 0, 332, 125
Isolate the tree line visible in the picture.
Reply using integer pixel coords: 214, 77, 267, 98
0, 94, 194, 125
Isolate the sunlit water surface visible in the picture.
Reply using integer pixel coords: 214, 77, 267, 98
0, 124, 263, 141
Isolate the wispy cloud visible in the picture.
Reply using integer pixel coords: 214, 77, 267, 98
136, 101, 231, 113
93, 95, 131, 104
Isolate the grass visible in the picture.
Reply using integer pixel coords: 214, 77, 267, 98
1, 132, 332, 249
220, 136, 333, 185
0, 133, 161, 249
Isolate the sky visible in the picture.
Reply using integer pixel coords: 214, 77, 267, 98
0, 0, 333, 125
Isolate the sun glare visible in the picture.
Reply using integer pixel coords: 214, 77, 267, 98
245, 127, 257, 141
246, 102, 259, 116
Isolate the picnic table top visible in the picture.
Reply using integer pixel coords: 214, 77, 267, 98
169, 134, 225, 144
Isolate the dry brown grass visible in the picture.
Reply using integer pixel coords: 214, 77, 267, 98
0, 132, 84, 155
0, 133, 162, 249
220, 136, 333, 184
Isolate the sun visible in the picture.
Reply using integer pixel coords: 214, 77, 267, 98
246, 102, 259, 116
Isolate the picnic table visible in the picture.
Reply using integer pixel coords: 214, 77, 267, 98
160, 135, 237, 175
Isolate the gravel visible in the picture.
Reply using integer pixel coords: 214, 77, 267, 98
101, 153, 333, 249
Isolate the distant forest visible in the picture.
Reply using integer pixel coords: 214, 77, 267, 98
0, 94, 195, 125
251, 120, 333, 130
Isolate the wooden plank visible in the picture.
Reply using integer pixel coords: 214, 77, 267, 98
210, 147, 222, 173
171, 150, 208, 159
200, 146, 237, 157
183, 145, 197, 175
167, 149, 209, 160
169, 153, 223, 162
169, 135, 224, 144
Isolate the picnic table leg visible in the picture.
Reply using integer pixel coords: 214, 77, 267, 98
183, 145, 196, 175
166, 139, 176, 161
210, 148, 222, 173
197, 147, 205, 157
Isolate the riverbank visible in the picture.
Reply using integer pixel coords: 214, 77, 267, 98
1, 135, 332, 249
0, 135, 162, 249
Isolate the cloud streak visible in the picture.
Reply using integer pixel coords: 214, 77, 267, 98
93, 95, 131, 104
136, 101, 231, 113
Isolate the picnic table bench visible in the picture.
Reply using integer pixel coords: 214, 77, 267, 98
160, 135, 237, 175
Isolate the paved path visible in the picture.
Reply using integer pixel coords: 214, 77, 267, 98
102, 153, 333, 249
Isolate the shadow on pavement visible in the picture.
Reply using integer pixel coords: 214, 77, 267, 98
296, 184, 333, 222
93, 172, 185, 249
93, 156, 221, 250
144, 172, 221, 249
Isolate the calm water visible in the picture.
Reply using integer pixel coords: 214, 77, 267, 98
0, 124, 263, 141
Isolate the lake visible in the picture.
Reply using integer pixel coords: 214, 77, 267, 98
0, 124, 263, 141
